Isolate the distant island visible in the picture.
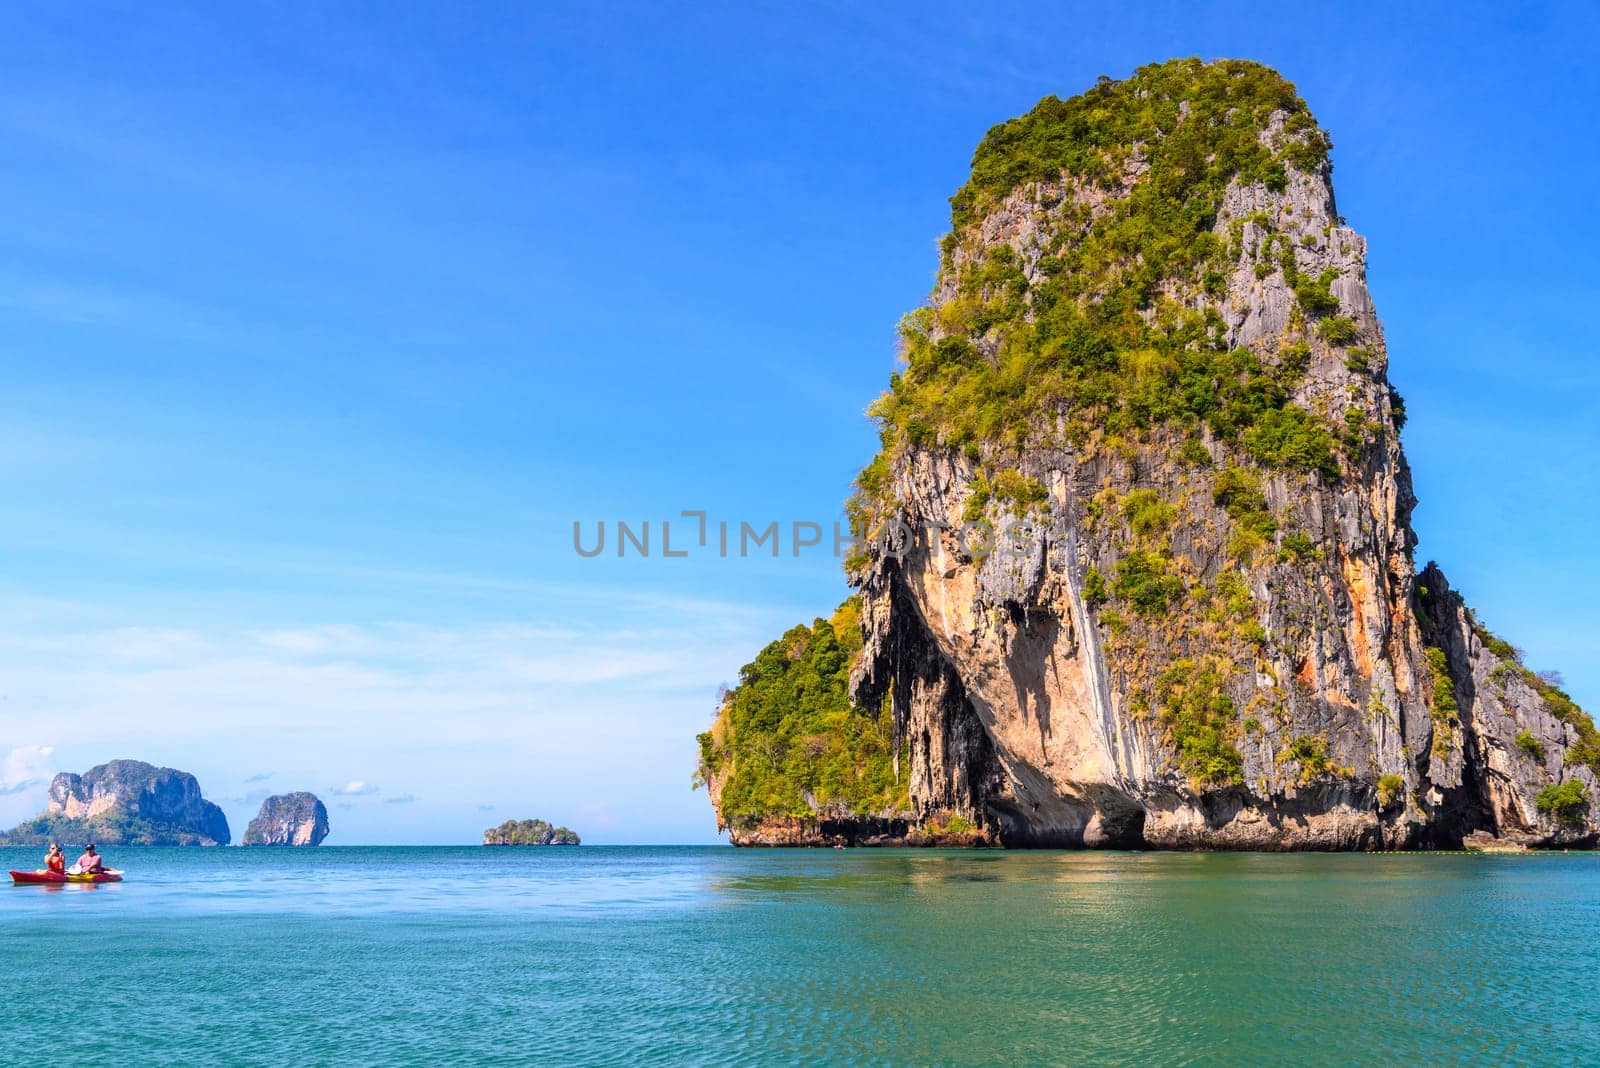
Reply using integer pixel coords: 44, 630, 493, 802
0, 759, 230, 846
243, 792, 330, 846
483, 818, 580, 846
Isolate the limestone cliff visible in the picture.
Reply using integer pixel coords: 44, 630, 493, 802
0, 759, 231, 846
703, 58, 1598, 849
843, 58, 1597, 850
243, 792, 330, 846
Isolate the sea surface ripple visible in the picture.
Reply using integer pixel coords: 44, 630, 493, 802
3, 847, 1597, 1064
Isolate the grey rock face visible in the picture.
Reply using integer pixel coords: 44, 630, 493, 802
849, 101, 1596, 851
242, 792, 330, 846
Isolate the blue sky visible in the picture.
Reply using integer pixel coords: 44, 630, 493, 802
1, 3, 1596, 843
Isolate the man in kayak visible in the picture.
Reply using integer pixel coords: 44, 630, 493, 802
70, 844, 106, 875
44, 842, 65, 875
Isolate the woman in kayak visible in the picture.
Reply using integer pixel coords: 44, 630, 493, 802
44, 843, 65, 875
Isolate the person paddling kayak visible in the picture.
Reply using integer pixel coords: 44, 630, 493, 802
69, 844, 106, 875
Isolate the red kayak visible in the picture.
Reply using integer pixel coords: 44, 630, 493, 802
10, 869, 123, 885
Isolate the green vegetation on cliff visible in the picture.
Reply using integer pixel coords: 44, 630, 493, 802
858, 58, 1342, 525
1423, 647, 1460, 758
1149, 656, 1244, 787
949, 59, 1326, 226
1474, 617, 1600, 775
1535, 781, 1589, 826
696, 599, 907, 821
0, 811, 211, 847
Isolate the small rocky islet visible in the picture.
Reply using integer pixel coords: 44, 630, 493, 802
242, 792, 330, 846
482, 818, 580, 846
697, 58, 1599, 852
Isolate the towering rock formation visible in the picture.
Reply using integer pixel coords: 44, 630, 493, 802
703, 58, 1598, 849
243, 792, 330, 846
0, 759, 231, 845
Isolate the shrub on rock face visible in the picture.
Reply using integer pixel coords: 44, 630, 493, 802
1514, 730, 1545, 762
1535, 781, 1588, 826
1316, 316, 1358, 344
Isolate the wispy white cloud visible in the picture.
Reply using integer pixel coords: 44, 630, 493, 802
383, 794, 417, 805
1, 745, 55, 790
0, 745, 57, 826
0, 596, 791, 843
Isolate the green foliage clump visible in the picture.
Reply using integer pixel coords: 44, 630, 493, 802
1344, 345, 1375, 374
0, 811, 206, 847
1376, 773, 1405, 809
1317, 316, 1358, 344
1212, 465, 1288, 556
696, 599, 907, 822
1114, 550, 1185, 615
1388, 386, 1408, 431
962, 477, 992, 522
1515, 730, 1546, 762
951, 58, 1325, 227
1488, 661, 1522, 687
1278, 531, 1319, 562
1175, 438, 1211, 467
1082, 566, 1109, 608
1424, 646, 1459, 758
1213, 569, 1254, 621
1153, 657, 1244, 788
1280, 734, 1350, 784
1122, 489, 1177, 539
1213, 467, 1273, 531
1292, 267, 1341, 316
934, 812, 977, 835
993, 471, 1049, 515
1278, 340, 1312, 376
963, 470, 1049, 521
1475, 625, 1519, 663
1241, 406, 1339, 477
1342, 406, 1368, 456
1535, 780, 1589, 826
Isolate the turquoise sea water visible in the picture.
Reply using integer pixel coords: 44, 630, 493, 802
3, 847, 1597, 1064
